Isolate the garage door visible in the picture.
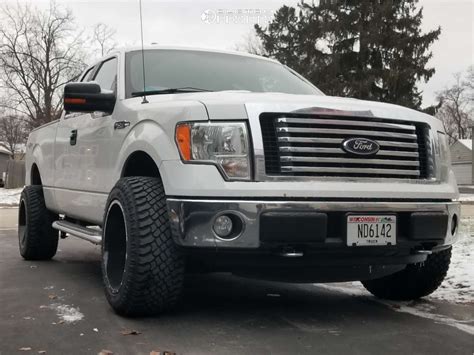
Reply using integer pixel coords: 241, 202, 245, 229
452, 162, 472, 185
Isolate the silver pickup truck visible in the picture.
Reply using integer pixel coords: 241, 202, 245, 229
20, 46, 460, 316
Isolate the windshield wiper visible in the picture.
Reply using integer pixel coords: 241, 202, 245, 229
132, 87, 213, 97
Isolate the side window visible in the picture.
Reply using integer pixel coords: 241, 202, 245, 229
93, 57, 118, 93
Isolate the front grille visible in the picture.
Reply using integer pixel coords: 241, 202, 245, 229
260, 113, 431, 179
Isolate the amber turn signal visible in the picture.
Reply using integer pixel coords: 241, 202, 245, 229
64, 98, 87, 105
176, 123, 191, 161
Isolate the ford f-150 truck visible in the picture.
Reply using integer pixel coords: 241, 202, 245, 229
19, 46, 460, 316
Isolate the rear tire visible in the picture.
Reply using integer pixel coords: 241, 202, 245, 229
18, 185, 58, 260
101, 177, 185, 316
361, 248, 451, 300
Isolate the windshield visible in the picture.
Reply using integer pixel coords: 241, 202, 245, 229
125, 49, 323, 98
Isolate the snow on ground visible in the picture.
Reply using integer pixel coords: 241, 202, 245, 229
316, 228, 474, 335
431, 218, 474, 304
316, 220, 474, 305
0, 188, 22, 206
317, 283, 474, 335
41, 303, 84, 324
460, 194, 474, 203
316, 226, 474, 335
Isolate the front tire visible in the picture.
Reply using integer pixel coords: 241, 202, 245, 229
361, 248, 451, 300
18, 185, 58, 260
101, 177, 185, 316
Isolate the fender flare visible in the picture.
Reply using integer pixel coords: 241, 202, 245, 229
27, 144, 44, 185
112, 119, 179, 192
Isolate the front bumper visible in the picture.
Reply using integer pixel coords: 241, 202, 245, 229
167, 199, 460, 250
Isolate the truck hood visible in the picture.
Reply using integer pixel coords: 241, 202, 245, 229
170, 91, 440, 128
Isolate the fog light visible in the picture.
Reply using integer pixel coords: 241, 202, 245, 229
213, 215, 233, 238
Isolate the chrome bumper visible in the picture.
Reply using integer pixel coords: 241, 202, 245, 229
167, 199, 460, 249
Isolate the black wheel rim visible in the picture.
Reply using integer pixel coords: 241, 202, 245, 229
103, 200, 128, 293
18, 199, 27, 247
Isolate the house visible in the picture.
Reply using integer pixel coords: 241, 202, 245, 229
0, 145, 12, 187
450, 139, 472, 185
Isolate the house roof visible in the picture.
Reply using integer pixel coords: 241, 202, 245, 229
457, 139, 472, 150
0, 141, 25, 154
0, 145, 11, 155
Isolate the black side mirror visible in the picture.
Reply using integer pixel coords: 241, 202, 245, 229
64, 82, 115, 114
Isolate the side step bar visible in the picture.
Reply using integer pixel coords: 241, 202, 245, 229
52, 220, 102, 245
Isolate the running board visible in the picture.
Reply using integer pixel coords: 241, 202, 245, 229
52, 220, 102, 245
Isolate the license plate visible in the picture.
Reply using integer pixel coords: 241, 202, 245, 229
347, 215, 396, 246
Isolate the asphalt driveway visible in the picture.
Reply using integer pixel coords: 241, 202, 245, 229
0, 207, 473, 355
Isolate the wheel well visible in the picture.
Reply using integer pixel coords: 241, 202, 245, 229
122, 151, 160, 178
31, 164, 42, 185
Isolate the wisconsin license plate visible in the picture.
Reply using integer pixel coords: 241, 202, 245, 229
347, 215, 396, 246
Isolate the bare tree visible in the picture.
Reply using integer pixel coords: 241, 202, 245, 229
235, 31, 266, 56
436, 70, 474, 144
0, 1, 87, 128
92, 23, 117, 57
0, 115, 28, 159
464, 65, 474, 101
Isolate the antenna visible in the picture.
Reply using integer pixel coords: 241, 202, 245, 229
139, 0, 148, 104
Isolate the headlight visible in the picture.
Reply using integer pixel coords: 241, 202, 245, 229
433, 131, 451, 180
175, 122, 251, 180
437, 132, 450, 163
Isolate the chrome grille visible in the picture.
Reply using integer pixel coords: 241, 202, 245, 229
260, 113, 431, 179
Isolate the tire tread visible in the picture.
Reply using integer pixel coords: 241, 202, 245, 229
102, 177, 184, 316
362, 248, 452, 300
19, 185, 58, 260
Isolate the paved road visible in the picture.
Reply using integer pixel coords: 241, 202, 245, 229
1, 207, 473, 355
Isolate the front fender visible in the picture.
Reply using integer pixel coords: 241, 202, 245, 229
112, 119, 178, 190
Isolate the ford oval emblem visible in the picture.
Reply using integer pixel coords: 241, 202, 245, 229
342, 138, 380, 156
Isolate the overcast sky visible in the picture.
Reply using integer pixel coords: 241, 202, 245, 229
8, 0, 474, 107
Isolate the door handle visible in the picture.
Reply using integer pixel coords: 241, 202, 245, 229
70, 129, 78, 146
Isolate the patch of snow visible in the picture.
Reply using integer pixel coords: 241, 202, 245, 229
47, 303, 84, 323
457, 139, 472, 150
317, 282, 367, 296
0, 187, 22, 206
316, 219, 474, 305
317, 283, 474, 336
383, 300, 474, 335
430, 224, 474, 304
460, 194, 474, 202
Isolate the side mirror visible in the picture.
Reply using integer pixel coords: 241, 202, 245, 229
64, 82, 115, 114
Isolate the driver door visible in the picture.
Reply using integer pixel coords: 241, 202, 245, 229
54, 56, 119, 222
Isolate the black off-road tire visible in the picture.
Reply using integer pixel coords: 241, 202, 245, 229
361, 248, 452, 300
18, 185, 59, 260
101, 177, 185, 316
